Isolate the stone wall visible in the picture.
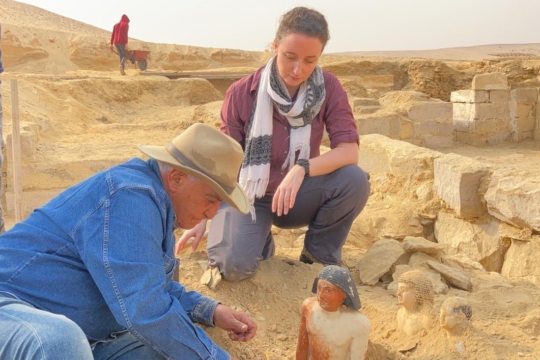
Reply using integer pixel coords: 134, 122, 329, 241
358, 134, 540, 286
451, 73, 539, 145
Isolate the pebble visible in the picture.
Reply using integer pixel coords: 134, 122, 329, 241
518, 352, 525, 357
276, 334, 288, 341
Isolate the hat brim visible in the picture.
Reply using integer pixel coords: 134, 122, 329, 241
137, 145, 250, 215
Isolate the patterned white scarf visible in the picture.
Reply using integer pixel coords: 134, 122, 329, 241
239, 56, 326, 216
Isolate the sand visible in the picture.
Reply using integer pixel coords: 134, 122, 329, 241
1, 0, 540, 358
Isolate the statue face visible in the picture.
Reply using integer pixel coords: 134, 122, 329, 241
397, 282, 416, 309
316, 279, 346, 312
440, 306, 459, 330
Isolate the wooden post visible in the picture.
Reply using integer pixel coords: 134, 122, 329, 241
10, 79, 23, 222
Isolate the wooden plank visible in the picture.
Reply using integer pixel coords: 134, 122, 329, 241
10, 79, 23, 222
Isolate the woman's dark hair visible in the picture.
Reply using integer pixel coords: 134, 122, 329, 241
275, 7, 330, 49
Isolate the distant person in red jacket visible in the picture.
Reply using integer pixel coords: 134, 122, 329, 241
109, 14, 130, 75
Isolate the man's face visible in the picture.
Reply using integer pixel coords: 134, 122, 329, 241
397, 283, 417, 309
167, 171, 222, 229
317, 279, 346, 312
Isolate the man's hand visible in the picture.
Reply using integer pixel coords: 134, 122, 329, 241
272, 164, 305, 216
213, 304, 257, 342
175, 219, 207, 255
109, 44, 113, 50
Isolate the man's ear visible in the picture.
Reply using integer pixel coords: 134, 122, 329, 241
273, 40, 278, 55
167, 169, 186, 192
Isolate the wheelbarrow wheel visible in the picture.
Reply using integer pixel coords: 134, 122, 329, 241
138, 60, 148, 71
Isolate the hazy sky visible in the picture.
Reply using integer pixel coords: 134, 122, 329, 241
19, 0, 540, 53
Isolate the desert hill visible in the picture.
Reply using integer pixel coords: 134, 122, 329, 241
1, 1, 540, 359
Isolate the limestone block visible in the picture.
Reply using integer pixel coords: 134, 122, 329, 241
357, 134, 391, 175
434, 154, 490, 218
427, 260, 473, 291
511, 88, 538, 103
453, 119, 472, 132
501, 236, 540, 287
453, 103, 473, 121
356, 239, 406, 285
454, 131, 487, 146
511, 102, 535, 119
423, 135, 453, 148
473, 118, 511, 136
499, 222, 533, 242
516, 116, 536, 132
408, 102, 452, 122
489, 90, 510, 103
434, 210, 502, 272
472, 102, 510, 120
357, 117, 390, 137
512, 130, 534, 142
484, 168, 540, 231
471, 73, 508, 90
357, 134, 442, 177
413, 120, 453, 138
356, 106, 381, 115
351, 97, 380, 107
360, 75, 394, 89
486, 131, 511, 145
409, 252, 442, 268
398, 119, 413, 139
441, 254, 485, 272
402, 236, 445, 254
451, 90, 488, 103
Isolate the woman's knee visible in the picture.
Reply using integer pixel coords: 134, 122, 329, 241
219, 255, 260, 282
336, 165, 370, 200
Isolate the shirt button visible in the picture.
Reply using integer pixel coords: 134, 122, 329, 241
284, 151, 287, 154
280, 172, 284, 175
284, 126, 287, 130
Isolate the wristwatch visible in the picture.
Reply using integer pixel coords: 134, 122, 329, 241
295, 158, 310, 177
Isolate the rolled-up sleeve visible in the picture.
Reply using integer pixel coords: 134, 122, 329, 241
323, 73, 359, 148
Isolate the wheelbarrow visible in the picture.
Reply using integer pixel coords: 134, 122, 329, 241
111, 47, 151, 71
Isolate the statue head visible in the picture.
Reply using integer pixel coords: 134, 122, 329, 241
440, 297, 472, 331
397, 270, 434, 309
312, 265, 361, 310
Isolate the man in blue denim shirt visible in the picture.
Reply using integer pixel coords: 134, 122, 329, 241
0, 123, 256, 359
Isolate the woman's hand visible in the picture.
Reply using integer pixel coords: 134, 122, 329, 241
213, 304, 257, 342
175, 219, 207, 255
272, 164, 306, 216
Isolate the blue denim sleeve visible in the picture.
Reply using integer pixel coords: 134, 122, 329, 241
81, 187, 230, 360
167, 281, 220, 326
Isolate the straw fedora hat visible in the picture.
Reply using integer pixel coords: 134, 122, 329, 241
138, 123, 249, 214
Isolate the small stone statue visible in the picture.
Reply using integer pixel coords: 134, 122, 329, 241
396, 270, 436, 337
440, 297, 473, 355
296, 265, 370, 360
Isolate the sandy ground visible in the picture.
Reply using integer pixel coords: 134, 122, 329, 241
2, 1, 540, 359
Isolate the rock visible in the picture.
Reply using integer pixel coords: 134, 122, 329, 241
441, 254, 485, 272
485, 168, 540, 231
471, 73, 508, 90
402, 236, 445, 254
356, 239, 406, 285
501, 236, 540, 287
434, 211, 502, 272
427, 260, 473, 291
